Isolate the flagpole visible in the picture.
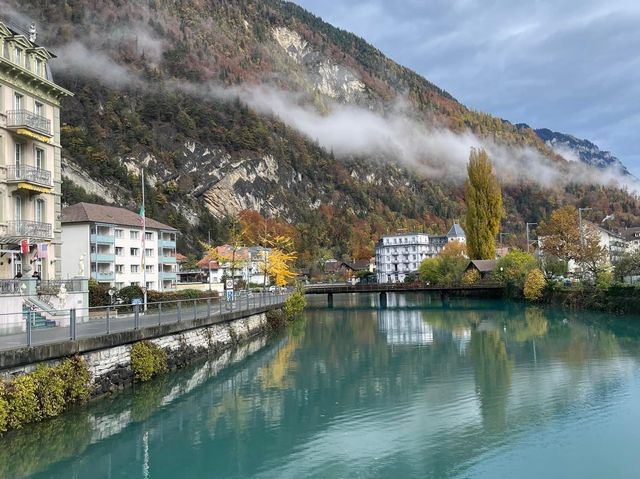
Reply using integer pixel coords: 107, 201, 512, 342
142, 169, 147, 312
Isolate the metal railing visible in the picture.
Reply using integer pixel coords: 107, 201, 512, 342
37, 279, 86, 295
0, 291, 288, 350
5, 109, 51, 136
6, 165, 52, 186
0, 280, 22, 295
7, 220, 52, 238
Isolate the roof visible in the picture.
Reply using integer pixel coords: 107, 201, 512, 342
620, 227, 640, 241
61, 202, 176, 231
447, 223, 466, 237
176, 253, 187, 262
196, 256, 220, 269
349, 259, 373, 270
466, 260, 498, 273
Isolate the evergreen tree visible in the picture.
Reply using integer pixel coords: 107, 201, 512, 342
464, 149, 503, 259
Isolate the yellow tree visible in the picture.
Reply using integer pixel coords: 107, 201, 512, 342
464, 148, 503, 259
260, 235, 297, 287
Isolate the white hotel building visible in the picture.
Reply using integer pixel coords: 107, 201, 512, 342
61, 203, 177, 291
375, 224, 466, 283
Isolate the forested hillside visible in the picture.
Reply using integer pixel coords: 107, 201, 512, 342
4, 0, 639, 269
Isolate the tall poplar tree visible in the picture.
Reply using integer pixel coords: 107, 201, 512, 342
464, 148, 503, 259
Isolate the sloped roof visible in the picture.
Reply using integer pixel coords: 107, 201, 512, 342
466, 259, 497, 273
349, 259, 373, 270
447, 223, 466, 238
62, 203, 176, 231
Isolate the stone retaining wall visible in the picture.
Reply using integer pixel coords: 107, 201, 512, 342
1, 311, 269, 397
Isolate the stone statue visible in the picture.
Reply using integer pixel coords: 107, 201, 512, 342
29, 23, 37, 43
57, 282, 67, 309
78, 254, 85, 277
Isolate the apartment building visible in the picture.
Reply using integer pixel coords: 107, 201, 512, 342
61, 203, 178, 291
375, 224, 466, 283
0, 21, 72, 280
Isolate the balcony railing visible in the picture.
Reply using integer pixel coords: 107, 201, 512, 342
91, 271, 115, 282
5, 110, 51, 136
159, 239, 176, 248
7, 220, 52, 239
91, 253, 115, 263
160, 255, 177, 263
6, 165, 52, 187
90, 234, 115, 244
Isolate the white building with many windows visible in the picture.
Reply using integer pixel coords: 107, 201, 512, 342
0, 20, 72, 281
61, 203, 177, 291
375, 224, 466, 283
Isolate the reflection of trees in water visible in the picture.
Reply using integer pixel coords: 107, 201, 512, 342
471, 330, 513, 432
506, 307, 549, 343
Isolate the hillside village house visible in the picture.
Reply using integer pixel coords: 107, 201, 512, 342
0, 21, 72, 283
375, 224, 466, 283
61, 203, 178, 291
196, 245, 272, 287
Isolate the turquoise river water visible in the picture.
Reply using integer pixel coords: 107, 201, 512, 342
1, 293, 640, 478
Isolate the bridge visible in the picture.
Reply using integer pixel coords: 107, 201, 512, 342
304, 282, 505, 307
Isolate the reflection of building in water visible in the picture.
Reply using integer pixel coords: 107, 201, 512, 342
452, 328, 472, 353
378, 309, 434, 345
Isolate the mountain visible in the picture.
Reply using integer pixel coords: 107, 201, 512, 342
3, 0, 640, 267
533, 127, 632, 176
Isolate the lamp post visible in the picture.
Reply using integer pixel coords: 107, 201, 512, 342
578, 208, 592, 246
208, 260, 215, 293
526, 223, 537, 253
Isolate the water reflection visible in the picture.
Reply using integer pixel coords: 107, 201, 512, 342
2, 294, 640, 478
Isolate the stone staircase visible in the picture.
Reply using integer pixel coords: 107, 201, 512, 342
22, 305, 56, 329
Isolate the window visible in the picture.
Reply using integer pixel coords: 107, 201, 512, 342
146, 282, 154, 290
35, 147, 44, 170
115, 229, 124, 238
115, 247, 124, 256
35, 58, 42, 76
145, 265, 154, 273
145, 248, 153, 257
130, 248, 139, 256
14, 92, 22, 110
115, 282, 125, 290
14, 143, 22, 168
130, 282, 140, 287
130, 230, 139, 240
115, 264, 124, 274
130, 265, 139, 273
14, 47, 22, 66
34, 101, 43, 117
14, 196, 22, 222
35, 198, 45, 223
145, 232, 153, 240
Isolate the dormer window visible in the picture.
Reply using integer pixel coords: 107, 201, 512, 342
35, 57, 42, 76
14, 47, 22, 66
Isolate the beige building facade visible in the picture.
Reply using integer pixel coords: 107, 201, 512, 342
0, 20, 72, 281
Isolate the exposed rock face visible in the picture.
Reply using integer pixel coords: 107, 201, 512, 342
534, 128, 633, 176
272, 26, 366, 103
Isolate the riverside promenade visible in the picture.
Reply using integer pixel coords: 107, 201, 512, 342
0, 292, 287, 369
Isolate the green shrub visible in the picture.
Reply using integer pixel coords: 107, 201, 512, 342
57, 357, 91, 403
118, 285, 144, 305
89, 278, 111, 307
5, 374, 41, 429
131, 341, 168, 382
596, 271, 614, 291
0, 382, 8, 433
283, 287, 306, 319
32, 366, 66, 418
181, 289, 201, 299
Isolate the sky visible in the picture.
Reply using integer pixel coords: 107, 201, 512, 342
294, 0, 640, 177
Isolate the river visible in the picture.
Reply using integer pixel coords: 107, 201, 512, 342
1, 293, 640, 478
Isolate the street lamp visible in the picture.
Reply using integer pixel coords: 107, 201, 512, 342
208, 260, 215, 293
578, 207, 592, 246
526, 223, 538, 253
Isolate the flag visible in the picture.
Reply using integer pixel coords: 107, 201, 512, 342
37, 243, 48, 259
20, 239, 29, 254
139, 205, 145, 270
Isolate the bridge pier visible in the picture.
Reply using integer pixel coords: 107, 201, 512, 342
327, 293, 333, 308
379, 291, 387, 309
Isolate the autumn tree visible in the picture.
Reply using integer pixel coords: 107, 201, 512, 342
538, 205, 607, 280
260, 235, 298, 287
439, 240, 467, 259
464, 148, 503, 259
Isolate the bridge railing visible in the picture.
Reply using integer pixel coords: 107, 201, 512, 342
0, 291, 288, 351
304, 281, 504, 292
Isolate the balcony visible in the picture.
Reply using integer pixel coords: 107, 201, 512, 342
90, 234, 115, 244
160, 271, 177, 280
159, 239, 176, 248
91, 252, 115, 263
7, 220, 52, 239
6, 165, 52, 188
91, 271, 115, 282
159, 255, 177, 263
5, 110, 52, 138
